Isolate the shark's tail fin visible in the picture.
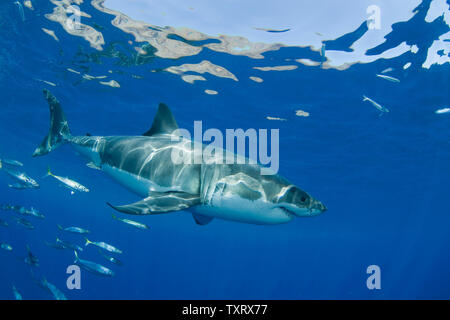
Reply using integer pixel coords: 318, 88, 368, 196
33, 90, 71, 157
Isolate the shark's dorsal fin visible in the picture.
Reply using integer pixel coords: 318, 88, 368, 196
143, 103, 178, 136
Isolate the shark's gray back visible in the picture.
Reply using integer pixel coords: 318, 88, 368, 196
99, 136, 201, 195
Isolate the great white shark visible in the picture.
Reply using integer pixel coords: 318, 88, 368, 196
33, 90, 326, 225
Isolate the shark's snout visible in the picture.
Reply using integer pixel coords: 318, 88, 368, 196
309, 199, 327, 215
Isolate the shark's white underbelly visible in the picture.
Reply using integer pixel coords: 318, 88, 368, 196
102, 164, 292, 225
102, 164, 181, 197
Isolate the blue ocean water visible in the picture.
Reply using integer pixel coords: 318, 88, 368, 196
0, 0, 449, 300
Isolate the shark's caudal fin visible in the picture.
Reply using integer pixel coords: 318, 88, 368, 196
33, 90, 71, 157
142, 103, 178, 136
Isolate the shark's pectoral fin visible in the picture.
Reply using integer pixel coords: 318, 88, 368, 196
107, 191, 200, 215
192, 214, 214, 226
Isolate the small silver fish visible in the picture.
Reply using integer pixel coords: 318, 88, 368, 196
12, 286, 22, 300
0, 242, 13, 251
1, 167, 39, 189
56, 238, 84, 252
0, 158, 23, 167
99, 250, 123, 266
112, 214, 149, 230
85, 238, 122, 254
86, 162, 101, 170
380, 67, 394, 74
15, 217, 35, 230
8, 183, 31, 190
376, 74, 400, 83
435, 107, 450, 114
44, 241, 66, 250
0, 204, 14, 210
363, 95, 389, 114
25, 207, 45, 219
14, 1, 25, 22
44, 167, 89, 194
74, 251, 114, 277
13, 206, 45, 219
41, 278, 67, 300
24, 245, 39, 266
57, 224, 90, 234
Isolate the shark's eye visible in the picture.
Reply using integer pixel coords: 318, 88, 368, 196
300, 197, 306, 202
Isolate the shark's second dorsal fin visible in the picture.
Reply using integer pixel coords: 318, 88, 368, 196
143, 103, 178, 136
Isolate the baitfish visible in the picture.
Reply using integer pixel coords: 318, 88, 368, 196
111, 214, 149, 230
1, 242, 13, 251
363, 95, 389, 114
0, 158, 23, 167
24, 245, 39, 266
56, 238, 84, 252
85, 238, 122, 254
14, 1, 25, 22
74, 251, 114, 277
15, 217, 35, 230
376, 74, 400, 83
0, 219, 8, 227
44, 167, 89, 194
57, 224, 90, 234
12, 286, 22, 300
0, 167, 39, 189
44, 241, 66, 250
99, 250, 123, 266
40, 278, 67, 300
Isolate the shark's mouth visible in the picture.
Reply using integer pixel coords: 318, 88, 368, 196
278, 206, 296, 217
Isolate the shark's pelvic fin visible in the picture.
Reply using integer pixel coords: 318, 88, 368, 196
142, 103, 178, 136
107, 191, 200, 215
192, 214, 214, 226
33, 90, 71, 157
